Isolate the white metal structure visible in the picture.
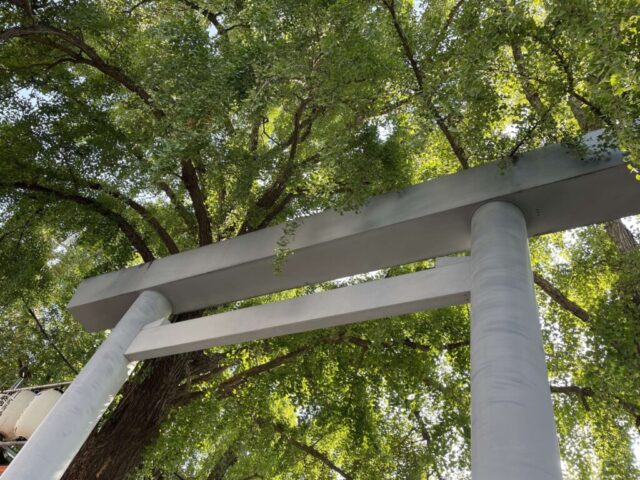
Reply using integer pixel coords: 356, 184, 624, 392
3, 130, 639, 479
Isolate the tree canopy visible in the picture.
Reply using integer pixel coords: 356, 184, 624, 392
0, 0, 639, 478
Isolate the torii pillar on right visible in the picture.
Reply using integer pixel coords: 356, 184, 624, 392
470, 201, 563, 480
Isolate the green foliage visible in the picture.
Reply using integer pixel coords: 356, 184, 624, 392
0, 0, 639, 478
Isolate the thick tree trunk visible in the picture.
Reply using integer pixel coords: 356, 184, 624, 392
605, 220, 637, 254
565, 92, 637, 258
62, 310, 214, 479
61, 353, 196, 479
568, 97, 602, 133
207, 445, 238, 480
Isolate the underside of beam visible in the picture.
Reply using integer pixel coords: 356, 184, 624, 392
125, 260, 471, 360
70, 130, 637, 331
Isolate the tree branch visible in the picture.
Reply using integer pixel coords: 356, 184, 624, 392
215, 346, 311, 398
381, 0, 469, 169
177, 334, 468, 406
286, 97, 312, 163
123, 0, 153, 15
381, 0, 424, 87
7, 181, 155, 262
25, 305, 79, 375
122, 197, 179, 255
410, 406, 431, 444
532, 34, 611, 127
605, 220, 637, 255
0, 24, 163, 118
272, 422, 354, 480
508, 38, 637, 259
84, 181, 179, 255
157, 181, 197, 231
8, 0, 35, 18
180, 159, 213, 246
551, 384, 593, 411
206, 443, 238, 480
533, 271, 591, 323
551, 384, 640, 430
239, 101, 322, 234
179, 0, 248, 36
433, 0, 466, 52
510, 41, 548, 119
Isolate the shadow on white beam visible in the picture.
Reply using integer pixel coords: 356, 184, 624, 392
125, 260, 470, 361
70, 130, 637, 332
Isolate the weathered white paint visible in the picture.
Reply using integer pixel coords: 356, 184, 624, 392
2, 291, 171, 480
470, 202, 561, 480
126, 260, 471, 360
69, 130, 634, 332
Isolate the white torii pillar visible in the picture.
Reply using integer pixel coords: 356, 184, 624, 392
2, 291, 172, 480
470, 202, 562, 480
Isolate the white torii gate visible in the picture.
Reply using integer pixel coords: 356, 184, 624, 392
4, 130, 639, 479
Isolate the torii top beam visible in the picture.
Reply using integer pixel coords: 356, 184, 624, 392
69, 130, 638, 332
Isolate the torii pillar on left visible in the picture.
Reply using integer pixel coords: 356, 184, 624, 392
2, 291, 172, 479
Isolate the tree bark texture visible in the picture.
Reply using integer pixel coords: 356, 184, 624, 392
61, 353, 197, 479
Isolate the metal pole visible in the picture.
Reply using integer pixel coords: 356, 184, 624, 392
1, 381, 73, 395
3, 290, 171, 480
470, 202, 562, 480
